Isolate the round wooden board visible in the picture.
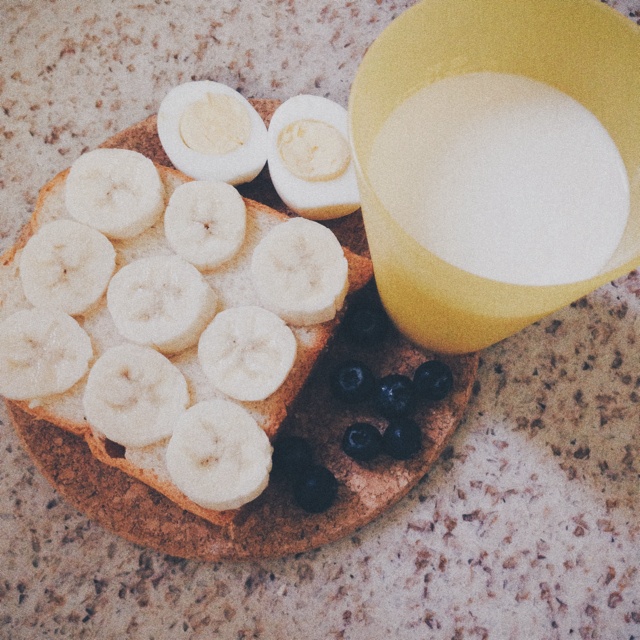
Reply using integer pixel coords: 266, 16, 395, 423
8, 100, 479, 561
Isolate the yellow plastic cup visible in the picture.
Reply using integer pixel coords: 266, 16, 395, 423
348, 0, 640, 354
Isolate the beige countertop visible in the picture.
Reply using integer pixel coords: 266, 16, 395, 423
1, 1, 640, 638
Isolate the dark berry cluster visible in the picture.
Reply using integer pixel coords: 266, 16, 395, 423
331, 358, 454, 416
271, 296, 455, 514
333, 302, 454, 464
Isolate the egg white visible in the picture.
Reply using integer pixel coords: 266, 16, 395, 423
267, 95, 361, 220
157, 81, 268, 186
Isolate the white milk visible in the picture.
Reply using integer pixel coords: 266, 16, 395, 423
367, 72, 630, 285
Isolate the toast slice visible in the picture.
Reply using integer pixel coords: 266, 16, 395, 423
0, 160, 373, 530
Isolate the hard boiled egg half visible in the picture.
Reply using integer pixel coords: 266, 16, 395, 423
267, 95, 360, 220
157, 81, 268, 185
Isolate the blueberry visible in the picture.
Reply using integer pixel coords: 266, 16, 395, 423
414, 360, 454, 401
272, 436, 313, 479
330, 360, 375, 403
342, 303, 390, 347
293, 465, 339, 513
341, 422, 382, 461
382, 417, 422, 460
375, 373, 416, 417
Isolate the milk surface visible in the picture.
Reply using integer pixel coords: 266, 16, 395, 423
367, 72, 630, 286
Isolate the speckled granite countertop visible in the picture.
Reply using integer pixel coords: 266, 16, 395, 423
1, 1, 640, 638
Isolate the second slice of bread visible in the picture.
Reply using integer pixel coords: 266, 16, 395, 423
1, 160, 373, 530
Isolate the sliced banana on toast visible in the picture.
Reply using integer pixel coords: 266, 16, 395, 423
0, 308, 93, 400
251, 217, 349, 326
164, 180, 246, 271
65, 148, 165, 239
83, 344, 190, 448
198, 305, 297, 402
107, 255, 218, 354
19, 219, 116, 316
0, 139, 373, 525
165, 399, 273, 511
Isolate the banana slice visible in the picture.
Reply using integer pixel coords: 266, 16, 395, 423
65, 148, 165, 239
164, 180, 246, 271
83, 344, 190, 448
19, 219, 116, 316
198, 305, 297, 402
0, 308, 93, 400
107, 255, 218, 354
165, 399, 273, 511
250, 217, 349, 326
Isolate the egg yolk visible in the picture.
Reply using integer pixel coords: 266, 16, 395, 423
277, 119, 350, 182
179, 93, 251, 155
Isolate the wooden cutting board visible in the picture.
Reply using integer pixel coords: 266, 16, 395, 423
7, 100, 479, 560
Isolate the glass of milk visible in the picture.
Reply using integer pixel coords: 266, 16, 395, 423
348, 0, 640, 354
